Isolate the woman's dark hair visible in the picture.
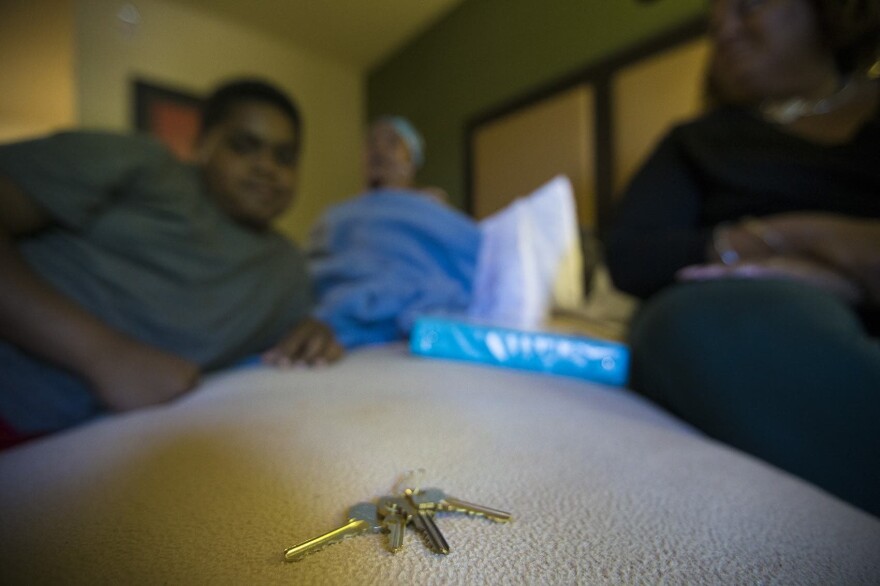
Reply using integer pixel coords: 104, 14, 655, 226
808, 0, 880, 74
199, 78, 302, 153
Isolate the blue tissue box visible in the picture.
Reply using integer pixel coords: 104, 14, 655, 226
410, 316, 629, 386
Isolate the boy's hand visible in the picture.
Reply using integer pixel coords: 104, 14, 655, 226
262, 317, 344, 367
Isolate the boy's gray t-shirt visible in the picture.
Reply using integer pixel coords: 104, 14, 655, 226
0, 132, 312, 430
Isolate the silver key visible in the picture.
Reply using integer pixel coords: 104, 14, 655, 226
283, 502, 383, 562
403, 489, 450, 554
408, 487, 513, 523
378, 496, 409, 553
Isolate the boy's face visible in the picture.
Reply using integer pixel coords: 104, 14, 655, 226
198, 101, 299, 230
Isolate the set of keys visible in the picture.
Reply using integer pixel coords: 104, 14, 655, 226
283, 487, 513, 562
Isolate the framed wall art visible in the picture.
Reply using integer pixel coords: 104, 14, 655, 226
133, 79, 203, 161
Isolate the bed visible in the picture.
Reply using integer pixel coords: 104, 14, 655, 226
1, 343, 878, 584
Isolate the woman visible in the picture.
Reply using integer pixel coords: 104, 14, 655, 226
307, 117, 478, 348
606, 0, 880, 516
365, 116, 448, 200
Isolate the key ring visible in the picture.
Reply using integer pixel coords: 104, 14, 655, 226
392, 467, 427, 495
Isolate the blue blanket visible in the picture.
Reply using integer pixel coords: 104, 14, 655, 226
308, 190, 481, 348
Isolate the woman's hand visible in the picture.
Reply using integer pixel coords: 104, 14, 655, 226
262, 317, 344, 367
758, 214, 880, 304
677, 256, 864, 303
699, 213, 879, 305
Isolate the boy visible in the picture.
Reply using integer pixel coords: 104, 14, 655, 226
0, 79, 342, 444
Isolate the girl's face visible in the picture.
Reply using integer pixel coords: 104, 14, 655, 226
708, 0, 837, 103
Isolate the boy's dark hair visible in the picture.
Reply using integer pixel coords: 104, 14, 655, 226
200, 78, 303, 153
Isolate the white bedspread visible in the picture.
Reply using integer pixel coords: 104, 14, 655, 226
1, 345, 878, 585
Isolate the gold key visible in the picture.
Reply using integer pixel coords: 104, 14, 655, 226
408, 487, 513, 522
378, 496, 409, 553
284, 502, 384, 562
403, 488, 450, 554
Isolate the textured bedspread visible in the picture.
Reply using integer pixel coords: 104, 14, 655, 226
1, 345, 878, 584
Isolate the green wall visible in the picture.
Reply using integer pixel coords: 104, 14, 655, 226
367, 0, 706, 209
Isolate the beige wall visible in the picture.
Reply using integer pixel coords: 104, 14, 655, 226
1, 0, 363, 242
0, 0, 76, 143
75, 0, 364, 242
